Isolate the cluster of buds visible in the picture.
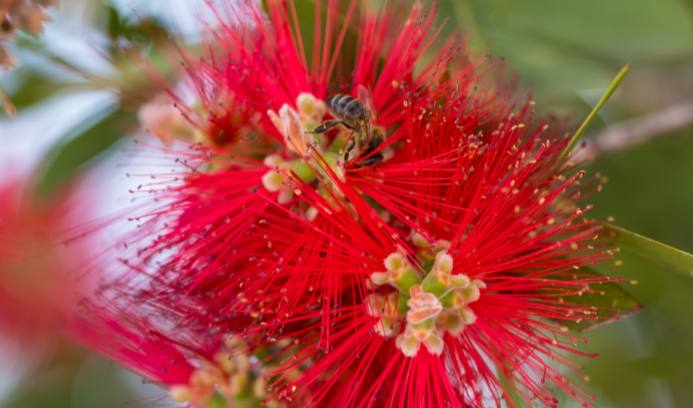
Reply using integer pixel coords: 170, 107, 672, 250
168, 337, 287, 408
1, 0, 59, 69
370, 237, 486, 357
137, 94, 198, 141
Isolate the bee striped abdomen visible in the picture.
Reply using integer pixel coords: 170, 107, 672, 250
326, 94, 364, 122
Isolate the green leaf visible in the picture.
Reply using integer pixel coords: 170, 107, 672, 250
6, 73, 89, 111
494, 0, 693, 60
557, 267, 642, 333
107, 5, 123, 40
562, 64, 630, 158
35, 109, 137, 197
602, 223, 693, 277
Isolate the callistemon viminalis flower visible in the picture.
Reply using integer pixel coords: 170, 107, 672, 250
0, 177, 94, 346
66, 297, 293, 408
71, 1, 639, 407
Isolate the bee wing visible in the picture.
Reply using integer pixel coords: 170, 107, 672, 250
357, 84, 379, 128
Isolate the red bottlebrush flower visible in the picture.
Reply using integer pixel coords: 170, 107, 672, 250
65, 299, 197, 388
68, 1, 639, 408
0, 176, 93, 346
65, 296, 292, 408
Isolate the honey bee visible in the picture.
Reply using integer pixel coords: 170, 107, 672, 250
311, 85, 386, 167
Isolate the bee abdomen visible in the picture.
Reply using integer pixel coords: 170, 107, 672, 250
326, 94, 363, 119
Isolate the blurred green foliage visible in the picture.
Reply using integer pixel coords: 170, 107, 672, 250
1, 348, 159, 408
438, 0, 693, 116
2, 0, 171, 198
2, 0, 693, 407
6, 73, 87, 111
35, 109, 136, 197
578, 132, 693, 408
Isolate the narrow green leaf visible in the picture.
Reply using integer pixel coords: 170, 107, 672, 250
562, 64, 630, 159
557, 267, 642, 332
36, 109, 137, 197
6, 73, 89, 111
602, 223, 693, 277
103, 4, 169, 45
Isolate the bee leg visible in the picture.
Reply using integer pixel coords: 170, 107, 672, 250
309, 120, 344, 134
343, 137, 356, 163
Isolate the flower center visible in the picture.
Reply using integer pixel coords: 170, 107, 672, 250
369, 232, 486, 357
168, 338, 279, 406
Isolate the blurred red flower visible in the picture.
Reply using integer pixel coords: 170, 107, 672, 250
0, 176, 93, 347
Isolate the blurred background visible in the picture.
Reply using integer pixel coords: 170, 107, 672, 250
1, 0, 693, 407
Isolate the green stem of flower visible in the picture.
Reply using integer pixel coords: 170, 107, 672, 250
421, 273, 449, 298
397, 293, 411, 315
394, 267, 422, 294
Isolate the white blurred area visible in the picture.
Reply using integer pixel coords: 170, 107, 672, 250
0, 0, 219, 172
